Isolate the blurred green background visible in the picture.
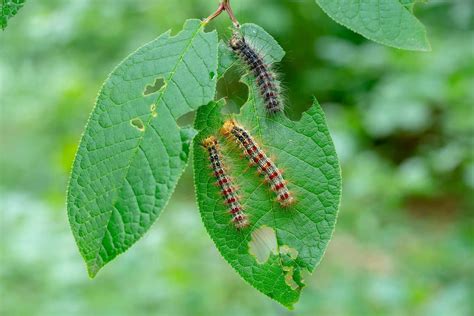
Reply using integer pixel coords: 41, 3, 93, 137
1, 0, 473, 315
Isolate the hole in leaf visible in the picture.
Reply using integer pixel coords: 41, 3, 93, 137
150, 104, 158, 118
299, 268, 311, 286
216, 66, 248, 114
130, 118, 145, 132
144, 78, 165, 96
177, 110, 196, 128
283, 266, 299, 290
248, 225, 278, 264
279, 245, 298, 260
279, 244, 303, 290
209, 71, 215, 80
169, 26, 180, 37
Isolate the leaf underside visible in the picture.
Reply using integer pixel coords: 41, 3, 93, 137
315, 0, 431, 51
193, 24, 341, 308
67, 19, 218, 277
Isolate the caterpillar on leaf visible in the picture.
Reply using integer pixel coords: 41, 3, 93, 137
203, 136, 249, 229
221, 120, 294, 207
229, 31, 283, 114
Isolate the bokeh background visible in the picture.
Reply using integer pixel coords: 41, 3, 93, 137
1, 0, 473, 315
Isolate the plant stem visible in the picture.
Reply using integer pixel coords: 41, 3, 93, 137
223, 0, 240, 28
203, 0, 240, 28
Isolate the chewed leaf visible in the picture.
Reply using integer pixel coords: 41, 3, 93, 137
67, 19, 218, 277
315, 0, 431, 51
194, 24, 341, 308
217, 23, 284, 79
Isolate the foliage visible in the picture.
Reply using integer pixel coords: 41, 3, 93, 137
193, 24, 340, 307
65, 3, 430, 298
194, 99, 340, 307
2, 0, 431, 52
314, 0, 430, 51
67, 19, 218, 277
67, 17, 341, 304
0, 0, 26, 30
0, 1, 472, 315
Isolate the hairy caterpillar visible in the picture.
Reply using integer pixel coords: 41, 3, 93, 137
221, 120, 294, 207
203, 136, 249, 229
229, 32, 283, 114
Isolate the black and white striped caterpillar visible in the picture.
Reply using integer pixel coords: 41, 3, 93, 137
229, 32, 283, 114
221, 120, 294, 207
203, 136, 249, 229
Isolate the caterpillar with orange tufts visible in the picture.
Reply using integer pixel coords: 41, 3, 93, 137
202, 136, 249, 229
221, 120, 294, 207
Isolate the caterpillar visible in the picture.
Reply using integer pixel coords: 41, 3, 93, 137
221, 120, 294, 207
202, 136, 249, 229
229, 32, 283, 114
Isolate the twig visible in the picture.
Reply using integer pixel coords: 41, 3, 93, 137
203, 0, 240, 28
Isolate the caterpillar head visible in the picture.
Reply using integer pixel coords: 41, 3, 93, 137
229, 33, 245, 50
202, 136, 218, 148
221, 120, 237, 136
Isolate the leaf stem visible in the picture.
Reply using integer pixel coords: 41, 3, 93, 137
203, 0, 240, 28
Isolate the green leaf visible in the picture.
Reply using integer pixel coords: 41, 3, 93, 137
399, 0, 427, 12
67, 19, 218, 277
1, 0, 26, 30
193, 24, 341, 308
315, 0, 431, 51
216, 24, 285, 79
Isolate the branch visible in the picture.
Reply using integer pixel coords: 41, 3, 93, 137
203, 0, 240, 28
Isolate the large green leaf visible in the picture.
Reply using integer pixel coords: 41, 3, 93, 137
315, 0, 431, 51
67, 19, 218, 277
1, 0, 26, 30
193, 24, 341, 308
399, 0, 426, 12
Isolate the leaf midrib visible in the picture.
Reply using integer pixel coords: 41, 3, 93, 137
91, 23, 205, 270
242, 76, 318, 294
237, 80, 295, 295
